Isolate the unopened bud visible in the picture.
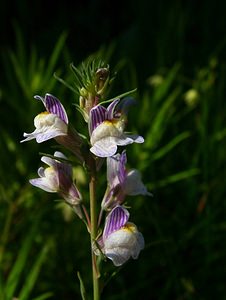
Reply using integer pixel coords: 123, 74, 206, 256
95, 68, 109, 94
80, 87, 88, 97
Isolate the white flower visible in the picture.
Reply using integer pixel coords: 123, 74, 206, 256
21, 112, 67, 143
102, 151, 151, 210
103, 222, 145, 266
30, 151, 83, 218
96, 206, 145, 266
21, 94, 68, 143
89, 99, 144, 157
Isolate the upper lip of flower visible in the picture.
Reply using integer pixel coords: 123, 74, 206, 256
103, 205, 130, 240
88, 99, 120, 135
34, 93, 69, 124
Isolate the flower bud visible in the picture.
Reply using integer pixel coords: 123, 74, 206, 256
95, 67, 109, 95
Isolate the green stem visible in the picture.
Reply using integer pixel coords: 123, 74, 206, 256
89, 172, 100, 300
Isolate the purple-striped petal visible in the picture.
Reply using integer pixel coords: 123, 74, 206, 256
118, 150, 127, 184
34, 94, 68, 124
107, 153, 121, 185
89, 105, 106, 134
57, 162, 72, 187
54, 151, 73, 178
106, 99, 120, 120
106, 151, 127, 187
103, 206, 129, 240
103, 222, 145, 266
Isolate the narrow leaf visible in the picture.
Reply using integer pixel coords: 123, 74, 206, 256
99, 88, 137, 105
77, 271, 87, 300
152, 131, 191, 161
9, 51, 31, 100
145, 87, 181, 149
153, 63, 180, 103
149, 168, 200, 189
54, 73, 77, 93
31, 292, 53, 300
5, 221, 39, 300
18, 241, 52, 300
43, 32, 68, 84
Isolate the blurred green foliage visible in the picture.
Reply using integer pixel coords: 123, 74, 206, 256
1, 1, 226, 299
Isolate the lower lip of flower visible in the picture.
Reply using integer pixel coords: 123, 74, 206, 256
34, 112, 68, 133
91, 120, 124, 145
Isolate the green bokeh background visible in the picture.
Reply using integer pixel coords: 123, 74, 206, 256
1, 1, 226, 299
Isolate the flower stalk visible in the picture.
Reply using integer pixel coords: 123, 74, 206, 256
89, 166, 100, 300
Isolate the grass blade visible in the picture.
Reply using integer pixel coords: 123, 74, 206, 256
5, 221, 39, 300
18, 240, 52, 300
43, 32, 68, 85
152, 131, 191, 161
32, 292, 53, 300
153, 63, 180, 103
145, 87, 181, 150
149, 168, 200, 189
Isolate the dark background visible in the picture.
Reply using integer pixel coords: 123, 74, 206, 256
1, 0, 226, 82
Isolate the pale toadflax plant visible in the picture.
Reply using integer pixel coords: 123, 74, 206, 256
21, 60, 151, 300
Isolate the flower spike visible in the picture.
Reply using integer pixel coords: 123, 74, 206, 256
21, 60, 148, 293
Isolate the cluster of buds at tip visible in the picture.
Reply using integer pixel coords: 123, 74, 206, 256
79, 67, 111, 122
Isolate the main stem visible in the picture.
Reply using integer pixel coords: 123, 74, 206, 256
89, 171, 100, 300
